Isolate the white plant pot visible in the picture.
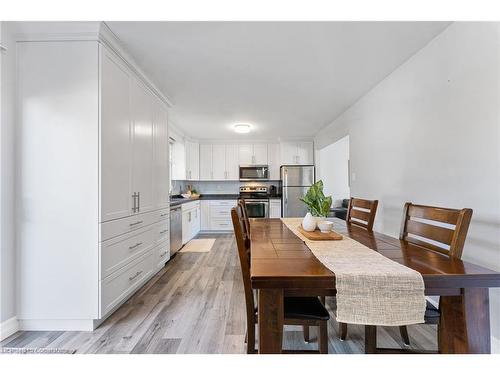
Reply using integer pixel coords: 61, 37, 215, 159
302, 213, 317, 232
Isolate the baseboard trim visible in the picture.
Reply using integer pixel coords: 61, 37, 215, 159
0, 316, 20, 341
18, 319, 95, 331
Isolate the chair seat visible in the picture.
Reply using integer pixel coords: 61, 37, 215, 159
424, 301, 440, 324
284, 297, 330, 321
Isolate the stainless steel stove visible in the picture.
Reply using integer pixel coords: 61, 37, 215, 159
239, 186, 269, 218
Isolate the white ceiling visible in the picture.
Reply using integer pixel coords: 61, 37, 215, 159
107, 21, 450, 140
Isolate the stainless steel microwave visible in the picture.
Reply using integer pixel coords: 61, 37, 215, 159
239, 165, 269, 181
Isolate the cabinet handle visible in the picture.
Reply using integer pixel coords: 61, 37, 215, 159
188, 212, 191, 222
160, 229, 168, 235
160, 212, 167, 217
129, 220, 143, 226
132, 192, 138, 212
137, 192, 141, 212
159, 252, 166, 258
129, 270, 143, 281
129, 242, 143, 250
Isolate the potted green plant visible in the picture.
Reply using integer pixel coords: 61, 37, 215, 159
299, 180, 332, 231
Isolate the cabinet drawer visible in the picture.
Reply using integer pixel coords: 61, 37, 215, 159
101, 227, 154, 279
210, 218, 233, 231
210, 200, 236, 208
101, 210, 156, 242
152, 208, 169, 223
156, 240, 170, 265
210, 206, 232, 219
153, 220, 169, 244
181, 200, 200, 212
101, 249, 154, 316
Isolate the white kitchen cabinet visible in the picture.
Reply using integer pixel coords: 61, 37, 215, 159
170, 138, 186, 180
297, 142, 314, 165
269, 199, 282, 218
280, 141, 314, 165
153, 97, 169, 209
200, 200, 210, 230
253, 144, 268, 164
185, 140, 199, 180
212, 144, 226, 180
238, 144, 268, 165
181, 200, 201, 243
206, 144, 239, 180
17, 38, 171, 331
199, 144, 213, 180
267, 143, 281, 180
131, 78, 155, 213
225, 144, 239, 180
100, 49, 133, 222
238, 144, 253, 164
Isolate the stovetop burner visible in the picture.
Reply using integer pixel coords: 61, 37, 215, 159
239, 185, 268, 200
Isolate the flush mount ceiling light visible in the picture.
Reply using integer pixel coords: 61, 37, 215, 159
233, 123, 251, 134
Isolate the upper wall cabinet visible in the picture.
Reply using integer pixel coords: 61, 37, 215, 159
185, 140, 199, 180
101, 49, 169, 221
100, 49, 133, 222
267, 143, 281, 180
280, 141, 314, 165
200, 144, 239, 181
239, 144, 268, 165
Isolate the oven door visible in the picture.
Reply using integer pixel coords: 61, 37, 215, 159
244, 200, 269, 218
239, 165, 269, 181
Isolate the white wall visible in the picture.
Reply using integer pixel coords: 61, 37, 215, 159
315, 22, 500, 352
317, 135, 350, 207
0, 22, 17, 336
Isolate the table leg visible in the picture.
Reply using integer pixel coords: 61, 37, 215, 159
439, 288, 491, 354
258, 288, 283, 353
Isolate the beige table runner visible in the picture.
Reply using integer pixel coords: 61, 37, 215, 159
281, 218, 426, 326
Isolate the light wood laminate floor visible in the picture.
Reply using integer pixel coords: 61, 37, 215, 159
1, 233, 437, 354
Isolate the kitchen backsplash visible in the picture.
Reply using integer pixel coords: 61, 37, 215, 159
172, 180, 280, 195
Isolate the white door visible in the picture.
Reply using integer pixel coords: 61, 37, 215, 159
238, 144, 253, 165
153, 99, 169, 209
280, 142, 298, 165
199, 144, 213, 180
131, 79, 155, 214
225, 144, 239, 180
212, 144, 226, 180
253, 144, 268, 164
191, 206, 201, 237
297, 142, 314, 164
100, 48, 132, 221
267, 143, 280, 180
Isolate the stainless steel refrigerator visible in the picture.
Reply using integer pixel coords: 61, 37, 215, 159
280, 165, 315, 217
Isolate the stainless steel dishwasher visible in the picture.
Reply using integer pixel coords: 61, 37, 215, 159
170, 206, 183, 255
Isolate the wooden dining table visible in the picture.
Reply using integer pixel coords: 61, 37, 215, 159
249, 218, 500, 354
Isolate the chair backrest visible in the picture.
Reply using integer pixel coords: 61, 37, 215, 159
231, 206, 255, 323
399, 202, 473, 259
346, 197, 379, 231
238, 198, 251, 237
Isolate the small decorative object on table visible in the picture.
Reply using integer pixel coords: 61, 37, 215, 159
300, 180, 332, 231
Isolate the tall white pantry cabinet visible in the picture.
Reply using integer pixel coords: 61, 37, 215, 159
17, 39, 170, 330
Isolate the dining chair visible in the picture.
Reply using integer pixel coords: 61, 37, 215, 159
337, 197, 379, 342
238, 199, 251, 237
346, 197, 379, 231
231, 206, 331, 354
365, 202, 473, 353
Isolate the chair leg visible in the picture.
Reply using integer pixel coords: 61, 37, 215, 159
320, 296, 326, 305
339, 323, 348, 341
319, 321, 328, 354
303, 325, 310, 342
365, 325, 377, 354
399, 326, 410, 346
247, 322, 256, 354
